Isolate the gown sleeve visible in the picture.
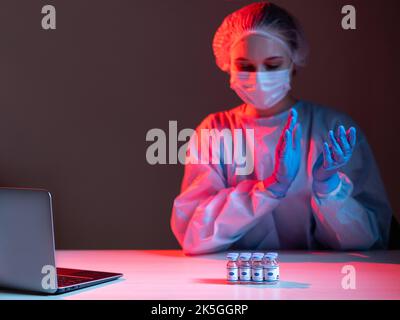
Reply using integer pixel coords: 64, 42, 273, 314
170, 114, 282, 255
311, 121, 392, 250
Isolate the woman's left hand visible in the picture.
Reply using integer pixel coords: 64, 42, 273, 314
312, 125, 357, 194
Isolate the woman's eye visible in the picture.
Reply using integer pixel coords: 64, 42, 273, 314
265, 64, 280, 71
238, 65, 256, 72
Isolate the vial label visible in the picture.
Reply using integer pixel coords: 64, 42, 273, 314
239, 267, 251, 281
251, 267, 264, 282
227, 267, 239, 281
264, 266, 279, 282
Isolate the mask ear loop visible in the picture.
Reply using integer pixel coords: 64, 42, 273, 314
288, 61, 296, 78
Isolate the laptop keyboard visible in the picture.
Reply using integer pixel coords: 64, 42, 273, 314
56, 268, 122, 288
57, 275, 91, 287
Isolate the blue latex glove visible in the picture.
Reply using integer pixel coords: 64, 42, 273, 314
312, 125, 357, 194
265, 108, 302, 198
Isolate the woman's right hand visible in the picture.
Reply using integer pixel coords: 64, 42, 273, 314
264, 108, 302, 198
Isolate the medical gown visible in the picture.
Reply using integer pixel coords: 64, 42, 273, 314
170, 100, 392, 254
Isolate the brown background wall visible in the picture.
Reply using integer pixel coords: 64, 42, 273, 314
0, 0, 398, 249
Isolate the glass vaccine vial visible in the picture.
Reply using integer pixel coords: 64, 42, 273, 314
263, 252, 280, 284
238, 253, 252, 284
226, 253, 239, 284
251, 253, 265, 284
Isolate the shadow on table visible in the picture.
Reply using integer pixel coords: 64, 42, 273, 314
277, 251, 400, 264
145, 250, 400, 264
0, 278, 125, 300
141, 250, 187, 258
193, 278, 310, 289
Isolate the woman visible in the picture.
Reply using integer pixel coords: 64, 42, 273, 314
170, 1, 392, 255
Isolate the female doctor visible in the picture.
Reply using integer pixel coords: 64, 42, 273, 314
170, 1, 392, 255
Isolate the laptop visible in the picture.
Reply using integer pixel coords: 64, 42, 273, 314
0, 187, 123, 294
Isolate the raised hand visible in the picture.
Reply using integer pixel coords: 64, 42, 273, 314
265, 108, 302, 198
312, 125, 357, 194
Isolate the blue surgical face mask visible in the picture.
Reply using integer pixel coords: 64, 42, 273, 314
230, 66, 292, 110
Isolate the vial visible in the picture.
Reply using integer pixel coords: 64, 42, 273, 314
226, 253, 239, 284
251, 253, 264, 284
238, 253, 252, 284
263, 252, 280, 284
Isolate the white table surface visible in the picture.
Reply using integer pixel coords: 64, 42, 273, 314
1, 250, 399, 300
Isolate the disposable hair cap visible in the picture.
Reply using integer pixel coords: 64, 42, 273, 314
212, 1, 309, 72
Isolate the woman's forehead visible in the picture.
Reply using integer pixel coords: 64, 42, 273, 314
230, 34, 290, 61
